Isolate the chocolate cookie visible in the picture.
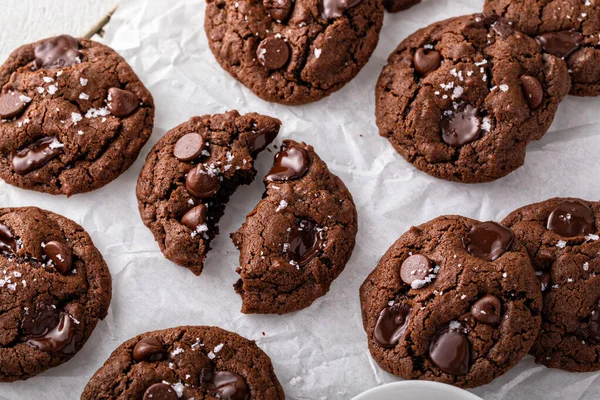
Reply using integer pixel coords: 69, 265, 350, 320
204, 0, 384, 105
136, 111, 280, 275
81, 326, 284, 399
484, 0, 600, 97
502, 198, 600, 372
0, 207, 111, 381
383, 0, 421, 13
231, 140, 357, 314
375, 14, 571, 183
0, 35, 154, 196
360, 215, 542, 388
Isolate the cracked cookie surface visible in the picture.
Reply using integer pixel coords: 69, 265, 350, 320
204, 0, 384, 105
0, 35, 155, 196
136, 111, 281, 275
484, 0, 600, 96
81, 325, 284, 399
360, 215, 542, 388
0, 207, 111, 382
375, 14, 570, 183
502, 198, 600, 372
231, 140, 357, 314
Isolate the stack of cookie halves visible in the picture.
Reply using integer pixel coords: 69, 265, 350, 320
360, 198, 600, 388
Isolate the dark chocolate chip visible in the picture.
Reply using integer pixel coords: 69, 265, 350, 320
0, 91, 28, 120
249, 126, 279, 152
536, 31, 584, 59
547, 200, 595, 238
185, 165, 221, 199
143, 383, 178, 400
174, 133, 205, 162
264, 0, 294, 22
34, 35, 81, 70
27, 313, 77, 355
414, 48, 441, 77
588, 301, 600, 343
43, 241, 73, 275
400, 254, 432, 286
107, 88, 139, 118
441, 104, 482, 147
318, 0, 364, 20
0, 223, 17, 255
181, 204, 207, 230
206, 371, 251, 400
374, 302, 412, 348
429, 323, 470, 376
382, 0, 420, 13
21, 302, 61, 338
257, 37, 290, 71
266, 145, 309, 182
464, 221, 514, 262
491, 20, 514, 38
132, 337, 167, 363
12, 136, 61, 174
470, 295, 501, 324
284, 219, 325, 266
520, 75, 543, 109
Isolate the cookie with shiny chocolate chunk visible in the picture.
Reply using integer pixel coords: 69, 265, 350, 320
502, 198, 600, 372
136, 111, 281, 275
0, 207, 111, 381
484, 0, 600, 97
81, 326, 284, 399
231, 140, 357, 314
204, 0, 384, 105
360, 215, 542, 388
376, 14, 571, 183
0, 35, 154, 196
383, 0, 420, 13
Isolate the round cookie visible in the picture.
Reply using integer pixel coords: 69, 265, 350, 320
0, 35, 154, 196
136, 111, 281, 275
81, 326, 284, 399
502, 198, 600, 371
484, 0, 600, 97
0, 207, 111, 381
204, 0, 384, 105
360, 215, 542, 388
375, 14, 571, 183
231, 140, 358, 314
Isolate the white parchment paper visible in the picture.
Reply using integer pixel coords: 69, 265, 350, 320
1, 0, 600, 399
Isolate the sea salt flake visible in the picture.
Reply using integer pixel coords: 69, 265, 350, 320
171, 347, 184, 356
314, 48, 322, 58
276, 200, 288, 212
79, 93, 89, 100
556, 240, 567, 248
71, 112, 83, 125
80, 78, 88, 86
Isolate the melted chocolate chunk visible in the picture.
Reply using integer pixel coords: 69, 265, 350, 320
34, 35, 81, 70
43, 240, 73, 275
0, 91, 28, 120
249, 126, 279, 152
0, 223, 17, 255
464, 222, 514, 262
284, 219, 325, 266
588, 301, 600, 343
12, 136, 62, 174
107, 88, 139, 118
470, 295, 501, 325
185, 165, 221, 199
174, 133, 205, 162
21, 302, 61, 338
143, 383, 178, 400
264, 0, 294, 22
441, 105, 482, 147
257, 37, 290, 71
547, 200, 595, 238
400, 254, 432, 286
414, 48, 441, 77
206, 371, 251, 400
374, 302, 412, 347
27, 313, 77, 354
536, 31, 584, 59
319, 0, 364, 20
132, 337, 167, 363
266, 145, 309, 182
429, 323, 470, 376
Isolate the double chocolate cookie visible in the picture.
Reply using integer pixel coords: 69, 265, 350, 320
231, 140, 358, 314
136, 111, 280, 275
360, 215, 542, 388
204, 0, 384, 105
0, 35, 154, 196
484, 0, 600, 96
502, 198, 600, 372
376, 14, 571, 183
82, 326, 284, 399
0, 207, 112, 381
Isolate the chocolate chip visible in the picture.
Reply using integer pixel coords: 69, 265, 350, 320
266, 144, 309, 182
249, 126, 279, 152
43, 241, 73, 275
547, 200, 595, 238
107, 88, 139, 118
471, 295, 501, 324
257, 37, 290, 71
185, 165, 221, 199
383, 0, 420, 13
464, 222, 514, 262
174, 133, 205, 162
318, 0, 363, 20
21, 302, 61, 338
181, 204, 207, 230
34, 35, 81, 70
441, 104, 482, 147
12, 136, 61, 175
588, 301, 600, 343
400, 254, 432, 286
414, 48, 441, 77
429, 323, 470, 376
491, 19, 514, 38
0, 223, 17, 255
143, 383, 178, 400
284, 219, 325, 266
264, 0, 294, 22
520, 75, 543, 109
27, 313, 77, 354
0, 91, 28, 120
536, 31, 583, 59
374, 302, 412, 348
132, 337, 167, 362
206, 371, 251, 400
